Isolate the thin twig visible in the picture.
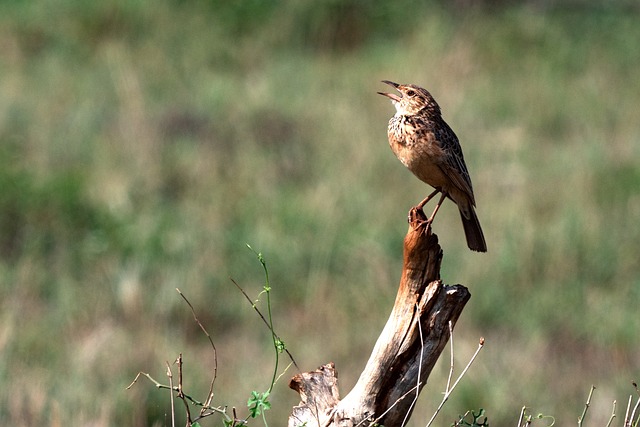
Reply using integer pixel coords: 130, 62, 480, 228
230, 277, 300, 371
175, 354, 194, 424
629, 394, 640, 427
401, 305, 426, 427
606, 400, 616, 427
517, 406, 526, 427
630, 384, 640, 427
166, 361, 176, 427
578, 385, 595, 426
624, 395, 633, 427
453, 410, 471, 427
127, 372, 154, 390
176, 288, 218, 411
127, 371, 228, 415
358, 383, 422, 427
446, 321, 454, 392
273, 362, 294, 386
425, 337, 485, 427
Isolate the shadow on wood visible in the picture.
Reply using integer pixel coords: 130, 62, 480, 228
288, 207, 471, 427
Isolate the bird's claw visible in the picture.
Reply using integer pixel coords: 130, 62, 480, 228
408, 206, 432, 234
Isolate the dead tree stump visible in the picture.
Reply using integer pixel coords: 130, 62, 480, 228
288, 208, 471, 427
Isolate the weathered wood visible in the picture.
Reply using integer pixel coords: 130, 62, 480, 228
288, 363, 340, 427
288, 208, 471, 427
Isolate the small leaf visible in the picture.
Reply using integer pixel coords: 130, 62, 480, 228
248, 390, 271, 418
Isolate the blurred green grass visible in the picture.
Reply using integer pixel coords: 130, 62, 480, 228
1, 1, 639, 425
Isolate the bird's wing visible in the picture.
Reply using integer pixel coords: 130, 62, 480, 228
435, 121, 476, 205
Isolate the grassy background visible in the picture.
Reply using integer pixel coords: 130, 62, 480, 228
1, 0, 639, 425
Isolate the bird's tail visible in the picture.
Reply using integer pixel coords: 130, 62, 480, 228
459, 207, 487, 252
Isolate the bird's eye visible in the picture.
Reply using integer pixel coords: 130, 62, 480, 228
406, 90, 416, 97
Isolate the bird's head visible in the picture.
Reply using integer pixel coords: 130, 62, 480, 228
378, 81, 440, 116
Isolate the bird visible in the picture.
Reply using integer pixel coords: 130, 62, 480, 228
378, 80, 487, 252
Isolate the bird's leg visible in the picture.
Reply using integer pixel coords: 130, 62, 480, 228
410, 189, 442, 229
426, 192, 448, 224
417, 189, 441, 211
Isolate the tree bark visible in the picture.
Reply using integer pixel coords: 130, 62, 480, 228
288, 208, 471, 427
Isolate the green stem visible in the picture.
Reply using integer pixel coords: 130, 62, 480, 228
248, 245, 279, 394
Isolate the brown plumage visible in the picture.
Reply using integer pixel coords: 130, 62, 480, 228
378, 80, 487, 252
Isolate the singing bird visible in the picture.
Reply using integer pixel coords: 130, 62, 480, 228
378, 80, 487, 252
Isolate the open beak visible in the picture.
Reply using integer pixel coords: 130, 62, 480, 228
377, 80, 402, 102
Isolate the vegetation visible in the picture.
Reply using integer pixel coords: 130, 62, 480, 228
0, 1, 638, 425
